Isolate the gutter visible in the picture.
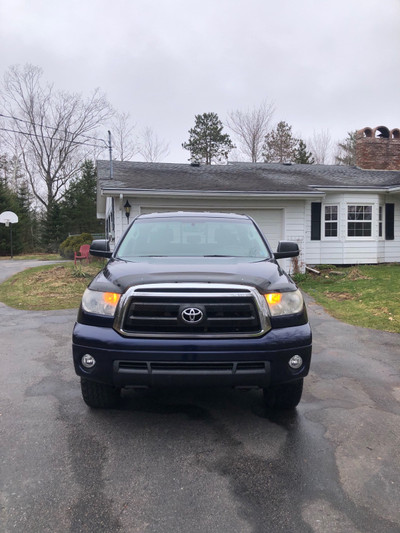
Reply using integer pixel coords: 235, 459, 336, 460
100, 188, 325, 199
386, 186, 400, 194
309, 185, 400, 193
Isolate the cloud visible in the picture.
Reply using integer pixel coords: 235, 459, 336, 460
1, 0, 399, 162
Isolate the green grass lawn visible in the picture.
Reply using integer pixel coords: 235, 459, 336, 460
295, 264, 400, 333
0, 261, 103, 310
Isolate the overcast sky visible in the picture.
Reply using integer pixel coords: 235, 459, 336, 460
1, 0, 399, 163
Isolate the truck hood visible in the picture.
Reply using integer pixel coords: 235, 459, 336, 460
89, 256, 296, 294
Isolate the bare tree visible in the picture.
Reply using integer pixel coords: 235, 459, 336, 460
139, 127, 169, 162
308, 129, 333, 164
226, 101, 275, 162
0, 64, 113, 213
111, 111, 137, 161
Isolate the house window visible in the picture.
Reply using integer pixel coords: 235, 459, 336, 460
324, 205, 338, 237
379, 206, 383, 237
347, 205, 372, 237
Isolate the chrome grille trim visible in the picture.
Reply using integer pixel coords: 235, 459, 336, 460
113, 282, 271, 338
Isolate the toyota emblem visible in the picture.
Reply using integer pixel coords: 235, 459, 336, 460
181, 307, 204, 324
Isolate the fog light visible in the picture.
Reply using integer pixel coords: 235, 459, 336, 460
82, 354, 96, 369
289, 355, 303, 369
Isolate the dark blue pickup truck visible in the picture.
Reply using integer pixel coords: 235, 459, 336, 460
72, 212, 312, 409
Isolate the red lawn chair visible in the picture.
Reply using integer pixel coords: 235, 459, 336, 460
74, 244, 91, 265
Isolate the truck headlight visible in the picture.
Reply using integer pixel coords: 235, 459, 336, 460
81, 288, 121, 317
265, 289, 304, 316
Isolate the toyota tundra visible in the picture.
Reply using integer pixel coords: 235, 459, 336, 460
72, 212, 312, 409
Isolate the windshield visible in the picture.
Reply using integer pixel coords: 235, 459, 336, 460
116, 217, 271, 259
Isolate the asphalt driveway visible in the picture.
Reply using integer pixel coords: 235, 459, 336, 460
0, 260, 399, 532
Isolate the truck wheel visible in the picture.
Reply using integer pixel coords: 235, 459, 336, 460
80, 378, 121, 408
263, 379, 303, 410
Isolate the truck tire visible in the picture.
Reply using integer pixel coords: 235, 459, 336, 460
80, 378, 121, 408
263, 378, 303, 410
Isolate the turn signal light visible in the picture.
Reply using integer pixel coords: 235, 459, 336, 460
103, 292, 121, 307
265, 293, 282, 306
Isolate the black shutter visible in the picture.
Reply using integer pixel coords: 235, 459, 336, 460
385, 203, 394, 240
311, 202, 322, 240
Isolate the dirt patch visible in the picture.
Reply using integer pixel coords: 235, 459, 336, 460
324, 291, 354, 301
347, 267, 372, 281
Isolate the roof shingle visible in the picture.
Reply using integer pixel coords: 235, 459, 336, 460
97, 160, 400, 193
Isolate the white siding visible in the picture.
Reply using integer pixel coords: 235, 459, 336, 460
305, 193, 400, 265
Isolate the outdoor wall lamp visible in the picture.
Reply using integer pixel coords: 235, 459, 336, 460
124, 200, 131, 222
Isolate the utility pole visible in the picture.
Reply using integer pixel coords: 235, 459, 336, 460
108, 130, 113, 180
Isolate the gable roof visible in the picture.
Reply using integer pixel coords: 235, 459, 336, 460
97, 160, 400, 195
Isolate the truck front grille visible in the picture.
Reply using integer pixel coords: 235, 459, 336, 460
113, 283, 270, 338
124, 296, 259, 333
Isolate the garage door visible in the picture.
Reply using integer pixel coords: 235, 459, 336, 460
139, 207, 283, 251
242, 209, 283, 251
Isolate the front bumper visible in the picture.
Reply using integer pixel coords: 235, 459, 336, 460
72, 322, 312, 389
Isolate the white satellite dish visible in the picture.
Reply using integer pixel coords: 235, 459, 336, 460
0, 211, 19, 227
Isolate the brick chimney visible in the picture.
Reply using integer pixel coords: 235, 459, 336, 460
356, 126, 400, 170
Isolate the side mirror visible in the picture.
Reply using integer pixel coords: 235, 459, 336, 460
90, 239, 112, 258
274, 241, 299, 259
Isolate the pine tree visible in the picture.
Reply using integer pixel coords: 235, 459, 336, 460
335, 131, 357, 165
182, 112, 235, 164
0, 153, 40, 254
16, 182, 39, 252
294, 139, 315, 164
60, 160, 103, 236
0, 154, 10, 185
262, 121, 299, 163
42, 201, 64, 253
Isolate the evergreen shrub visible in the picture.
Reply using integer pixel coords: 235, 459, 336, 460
59, 233, 93, 259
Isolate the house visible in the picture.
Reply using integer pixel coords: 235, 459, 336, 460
95, 126, 400, 269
